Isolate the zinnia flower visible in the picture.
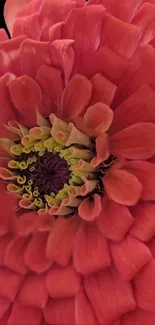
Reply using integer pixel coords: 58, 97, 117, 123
1, 0, 155, 324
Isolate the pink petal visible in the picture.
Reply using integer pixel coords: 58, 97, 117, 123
110, 85, 155, 134
62, 5, 106, 74
0, 234, 12, 265
111, 235, 152, 281
101, 14, 141, 59
49, 39, 75, 84
46, 216, 80, 266
78, 194, 102, 221
96, 197, 134, 241
73, 221, 111, 275
13, 13, 41, 41
84, 103, 113, 136
4, 236, 29, 275
0, 267, 22, 301
130, 202, 155, 242
121, 308, 155, 325
8, 301, 42, 325
0, 296, 11, 319
110, 122, 155, 159
18, 274, 48, 308
125, 160, 155, 200
8, 75, 43, 127
24, 232, 52, 273
36, 64, 64, 116
20, 39, 51, 78
46, 264, 81, 298
103, 169, 142, 206
43, 297, 75, 325
99, 0, 143, 22
61, 74, 92, 122
91, 73, 117, 106
0, 36, 27, 76
84, 268, 136, 324
0, 73, 17, 124
134, 259, 155, 312
4, 0, 31, 34
75, 288, 98, 325
132, 3, 155, 44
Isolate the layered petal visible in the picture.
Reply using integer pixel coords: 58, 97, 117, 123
43, 297, 75, 325
103, 169, 142, 206
73, 222, 111, 274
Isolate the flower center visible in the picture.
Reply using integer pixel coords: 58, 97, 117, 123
0, 114, 114, 216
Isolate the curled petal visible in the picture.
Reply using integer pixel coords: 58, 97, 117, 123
91, 135, 109, 167
4, 0, 31, 34
78, 194, 102, 221
84, 102, 114, 136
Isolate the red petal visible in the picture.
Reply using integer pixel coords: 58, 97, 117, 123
103, 169, 142, 206
110, 122, 155, 159
15, 212, 38, 235
0, 73, 17, 124
110, 84, 155, 134
91, 73, 117, 106
36, 64, 64, 116
0, 36, 27, 76
73, 222, 111, 275
113, 45, 155, 106
148, 237, 155, 258
8, 301, 42, 325
0, 296, 11, 319
46, 216, 80, 266
75, 288, 98, 325
4, 236, 29, 275
90, 46, 128, 85
46, 264, 81, 298
100, 0, 143, 22
84, 268, 136, 324
13, 13, 41, 41
61, 74, 92, 122
62, 5, 106, 74
24, 232, 52, 273
49, 39, 75, 85
134, 259, 155, 312
20, 39, 51, 78
43, 297, 75, 325
121, 307, 155, 325
111, 235, 152, 281
125, 160, 155, 201
0, 234, 12, 265
84, 102, 113, 136
101, 14, 141, 59
130, 202, 155, 242
0, 29, 9, 41
39, 0, 84, 41
132, 3, 155, 44
8, 75, 43, 127
96, 197, 134, 241
18, 274, 48, 308
91, 135, 109, 167
0, 192, 17, 234
0, 267, 22, 300
4, 0, 31, 34
78, 194, 102, 221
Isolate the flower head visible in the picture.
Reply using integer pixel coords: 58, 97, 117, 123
1, 0, 155, 324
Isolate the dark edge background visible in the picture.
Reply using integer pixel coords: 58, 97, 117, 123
0, 0, 11, 34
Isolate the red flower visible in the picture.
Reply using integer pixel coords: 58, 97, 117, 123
0, 0, 155, 324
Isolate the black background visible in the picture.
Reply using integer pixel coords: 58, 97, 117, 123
0, 0, 7, 31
